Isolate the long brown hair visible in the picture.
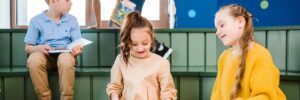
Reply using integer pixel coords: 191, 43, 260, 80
218, 4, 255, 99
119, 11, 156, 64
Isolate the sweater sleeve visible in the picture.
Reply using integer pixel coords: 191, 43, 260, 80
211, 69, 222, 100
211, 50, 226, 100
235, 71, 276, 100
235, 51, 286, 100
106, 55, 124, 99
158, 59, 177, 100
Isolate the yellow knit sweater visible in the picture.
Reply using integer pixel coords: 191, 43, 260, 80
211, 42, 286, 100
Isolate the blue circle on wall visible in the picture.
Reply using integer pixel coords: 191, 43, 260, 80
188, 9, 196, 18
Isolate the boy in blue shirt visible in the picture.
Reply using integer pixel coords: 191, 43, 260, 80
24, 0, 82, 99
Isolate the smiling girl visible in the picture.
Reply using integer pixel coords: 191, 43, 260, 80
106, 12, 177, 100
211, 4, 286, 100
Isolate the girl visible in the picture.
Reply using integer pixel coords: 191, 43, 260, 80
211, 4, 286, 100
106, 12, 177, 100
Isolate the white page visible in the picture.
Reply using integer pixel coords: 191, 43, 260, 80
48, 38, 93, 54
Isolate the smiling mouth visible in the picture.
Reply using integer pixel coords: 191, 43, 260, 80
138, 51, 146, 54
219, 34, 226, 39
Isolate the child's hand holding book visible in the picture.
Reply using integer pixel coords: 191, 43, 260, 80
48, 38, 93, 54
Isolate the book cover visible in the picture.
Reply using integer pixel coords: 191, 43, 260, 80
110, 0, 136, 26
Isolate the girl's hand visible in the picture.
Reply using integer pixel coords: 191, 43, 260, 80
111, 93, 119, 100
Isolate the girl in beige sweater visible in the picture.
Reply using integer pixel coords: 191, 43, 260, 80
106, 12, 177, 100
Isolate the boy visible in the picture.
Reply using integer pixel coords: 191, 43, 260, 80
24, 0, 82, 99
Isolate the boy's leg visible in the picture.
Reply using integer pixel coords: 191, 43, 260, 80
27, 52, 52, 100
57, 53, 76, 100
154, 39, 173, 59
88, 0, 101, 28
93, 0, 101, 28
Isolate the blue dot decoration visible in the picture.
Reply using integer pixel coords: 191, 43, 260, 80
188, 9, 196, 18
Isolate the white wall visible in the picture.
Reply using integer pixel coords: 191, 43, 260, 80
0, 0, 10, 29
17, 0, 27, 26
19, 0, 85, 26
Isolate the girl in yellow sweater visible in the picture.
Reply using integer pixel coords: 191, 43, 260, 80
211, 4, 286, 100
106, 12, 177, 100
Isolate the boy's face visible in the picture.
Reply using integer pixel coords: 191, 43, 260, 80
51, 0, 72, 14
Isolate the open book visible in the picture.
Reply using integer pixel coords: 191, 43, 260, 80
48, 38, 93, 53
110, 0, 136, 26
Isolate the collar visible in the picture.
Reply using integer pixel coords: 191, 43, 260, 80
41, 10, 69, 23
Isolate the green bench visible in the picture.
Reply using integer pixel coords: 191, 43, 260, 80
1, 28, 300, 100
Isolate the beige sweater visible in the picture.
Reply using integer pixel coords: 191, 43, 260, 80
106, 53, 177, 100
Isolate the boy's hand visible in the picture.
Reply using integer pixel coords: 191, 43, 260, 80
71, 45, 83, 56
36, 45, 52, 55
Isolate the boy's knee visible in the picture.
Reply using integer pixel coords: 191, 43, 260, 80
57, 53, 75, 67
27, 52, 47, 69
61, 90, 74, 97
37, 90, 51, 100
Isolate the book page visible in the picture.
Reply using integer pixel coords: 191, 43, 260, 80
48, 49, 71, 53
48, 38, 93, 54
67, 38, 93, 50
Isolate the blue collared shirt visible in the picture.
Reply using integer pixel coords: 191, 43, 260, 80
24, 10, 82, 49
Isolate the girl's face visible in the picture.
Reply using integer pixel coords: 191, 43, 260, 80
130, 27, 152, 59
214, 9, 244, 46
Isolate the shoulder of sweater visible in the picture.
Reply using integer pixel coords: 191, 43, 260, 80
249, 42, 273, 60
248, 43, 278, 72
151, 53, 170, 65
115, 54, 122, 61
115, 54, 126, 64
218, 48, 231, 62
152, 53, 166, 61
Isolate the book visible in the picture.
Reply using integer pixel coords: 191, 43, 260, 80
48, 38, 93, 54
110, 0, 136, 26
